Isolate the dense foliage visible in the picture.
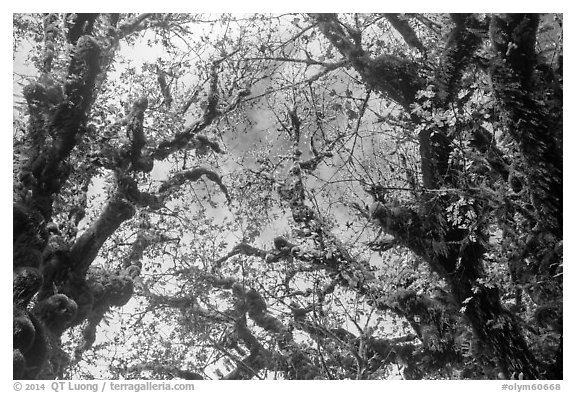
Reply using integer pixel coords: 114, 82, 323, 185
13, 13, 562, 380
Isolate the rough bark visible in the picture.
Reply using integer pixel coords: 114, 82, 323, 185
313, 12, 557, 379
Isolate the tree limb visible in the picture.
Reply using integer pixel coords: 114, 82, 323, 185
384, 14, 426, 54
158, 167, 231, 203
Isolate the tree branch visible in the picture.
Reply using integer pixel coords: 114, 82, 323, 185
384, 14, 426, 54
312, 13, 423, 109
70, 195, 135, 275
153, 61, 248, 160
158, 167, 231, 203
117, 13, 154, 37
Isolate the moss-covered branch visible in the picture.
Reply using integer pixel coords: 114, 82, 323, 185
154, 61, 249, 160
158, 167, 231, 203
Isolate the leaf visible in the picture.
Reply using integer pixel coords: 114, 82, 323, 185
347, 109, 358, 119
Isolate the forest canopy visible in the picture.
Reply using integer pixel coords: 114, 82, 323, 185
13, 13, 562, 380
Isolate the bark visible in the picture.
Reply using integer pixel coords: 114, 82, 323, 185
384, 14, 426, 54
313, 13, 553, 379
312, 13, 423, 110
489, 14, 562, 237
13, 14, 158, 380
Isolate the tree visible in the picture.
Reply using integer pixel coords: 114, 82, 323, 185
13, 13, 562, 380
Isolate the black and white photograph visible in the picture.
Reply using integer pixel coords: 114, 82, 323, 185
12, 12, 563, 383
